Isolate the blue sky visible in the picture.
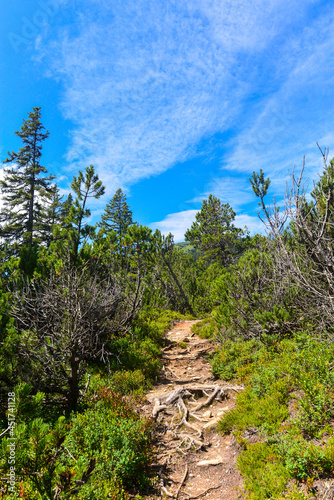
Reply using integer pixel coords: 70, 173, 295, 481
1, 0, 334, 241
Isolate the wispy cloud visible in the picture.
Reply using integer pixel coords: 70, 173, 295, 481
206, 176, 255, 210
150, 209, 198, 242
235, 214, 264, 235
37, 0, 323, 197
217, 8, 334, 199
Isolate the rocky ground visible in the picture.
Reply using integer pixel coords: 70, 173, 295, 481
142, 320, 244, 500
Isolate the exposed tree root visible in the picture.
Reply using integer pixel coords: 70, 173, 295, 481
151, 384, 243, 473
192, 386, 223, 412
161, 486, 175, 498
183, 482, 225, 499
175, 464, 188, 499
147, 320, 245, 500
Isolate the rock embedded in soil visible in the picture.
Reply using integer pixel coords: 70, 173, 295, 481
196, 458, 224, 467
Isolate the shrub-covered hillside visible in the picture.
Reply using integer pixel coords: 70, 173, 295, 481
1, 108, 334, 499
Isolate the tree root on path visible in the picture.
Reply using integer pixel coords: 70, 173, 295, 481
183, 482, 225, 499
151, 385, 242, 458
178, 433, 208, 452
192, 386, 223, 412
151, 384, 242, 420
175, 397, 202, 437
151, 384, 243, 498
175, 464, 188, 499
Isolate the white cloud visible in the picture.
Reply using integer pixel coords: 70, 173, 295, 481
217, 9, 334, 196
206, 176, 255, 210
235, 214, 264, 235
38, 0, 322, 198
150, 209, 198, 242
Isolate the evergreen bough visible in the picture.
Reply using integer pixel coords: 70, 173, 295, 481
0, 107, 55, 251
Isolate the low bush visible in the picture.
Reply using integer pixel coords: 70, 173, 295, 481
109, 370, 146, 395
214, 335, 334, 498
211, 338, 263, 380
0, 309, 185, 499
0, 390, 152, 499
191, 316, 218, 339
237, 442, 290, 500
107, 309, 190, 386
66, 390, 153, 493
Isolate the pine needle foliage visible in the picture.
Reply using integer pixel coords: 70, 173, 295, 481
99, 188, 134, 238
0, 107, 55, 250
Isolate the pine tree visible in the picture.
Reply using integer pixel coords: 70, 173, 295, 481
100, 188, 134, 238
185, 194, 245, 266
41, 184, 64, 247
0, 107, 55, 250
66, 165, 105, 265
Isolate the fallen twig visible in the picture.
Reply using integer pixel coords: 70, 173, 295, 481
162, 486, 174, 498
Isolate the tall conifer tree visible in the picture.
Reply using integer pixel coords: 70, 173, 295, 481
100, 188, 134, 238
185, 194, 245, 266
0, 107, 55, 250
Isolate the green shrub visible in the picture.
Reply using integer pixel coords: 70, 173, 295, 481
178, 341, 187, 348
0, 415, 68, 499
215, 336, 334, 498
211, 247, 307, 343
211, 338, 264, 381
219, 379, 290, 436
109, 337, 161, 382
109, 370, 146, 395
238, 443, 290, 500
67, 389, 152, 490
106, 309, 190, 386
278, 431, 334, 481
191, 317, 218, 339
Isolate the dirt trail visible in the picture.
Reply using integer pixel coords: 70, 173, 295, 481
142, 320, 244, 499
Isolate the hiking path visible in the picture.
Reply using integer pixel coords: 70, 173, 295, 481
142, 320, 244, 499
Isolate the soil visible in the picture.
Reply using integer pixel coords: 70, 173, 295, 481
141, 320, 244, 500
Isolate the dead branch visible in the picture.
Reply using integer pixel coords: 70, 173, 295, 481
80, 374, 91, 397
161, 486, 175, 498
